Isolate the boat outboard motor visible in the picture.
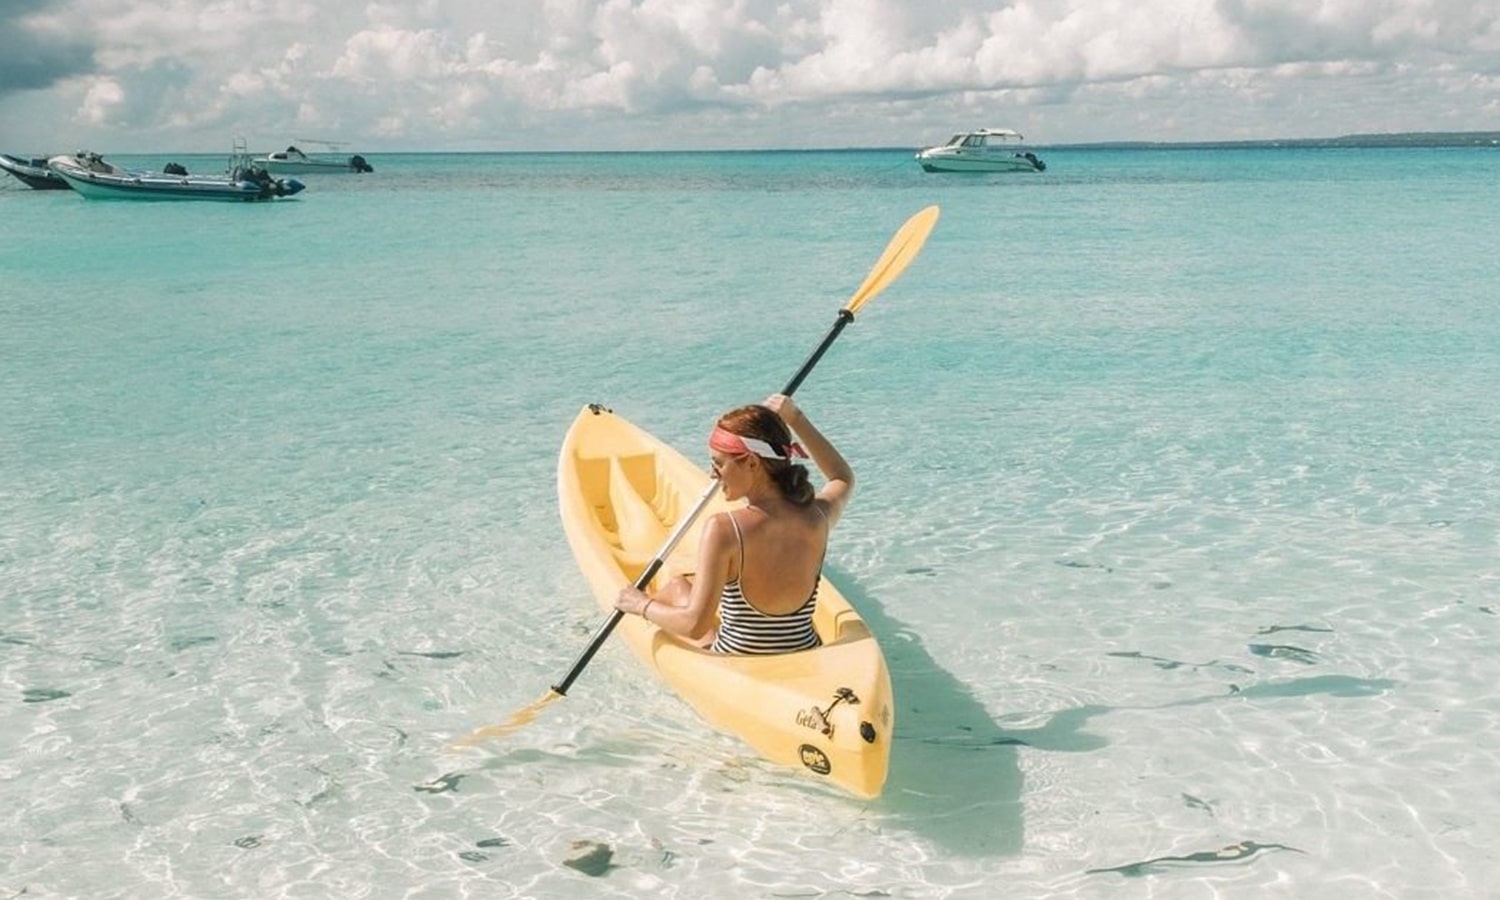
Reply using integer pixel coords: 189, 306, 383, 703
1024, 152, 1046, 172
350, 154, 373, 173
235, 165, 275, 198
163, 162, 188, 176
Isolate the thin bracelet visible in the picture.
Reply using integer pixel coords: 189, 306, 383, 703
642, 599, 655, 621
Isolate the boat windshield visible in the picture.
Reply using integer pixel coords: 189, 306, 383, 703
944, 134, 966, 146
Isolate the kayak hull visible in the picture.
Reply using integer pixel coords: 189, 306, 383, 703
557, 404, 894, 798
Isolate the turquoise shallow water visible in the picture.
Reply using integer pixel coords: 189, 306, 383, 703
3, 147, 1499, 898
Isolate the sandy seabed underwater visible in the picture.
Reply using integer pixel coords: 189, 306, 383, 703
3, 145, 1499, 898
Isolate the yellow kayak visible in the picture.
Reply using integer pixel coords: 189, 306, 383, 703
557, 403, 894, 798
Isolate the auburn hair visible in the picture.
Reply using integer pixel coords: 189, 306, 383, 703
716, 404, 815, 506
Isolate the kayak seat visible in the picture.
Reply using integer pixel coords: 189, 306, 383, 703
608, 454, 668, 553
613, 554, 705, 593
818, 605, 870, 644
652, 466, 689, 523
609, 550, 660, 586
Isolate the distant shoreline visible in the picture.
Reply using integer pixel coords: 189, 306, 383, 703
81, 131, 1500, 157
1043, 131, 1500, 150
445, 131, 1500, 152
485, 131, 1500, 152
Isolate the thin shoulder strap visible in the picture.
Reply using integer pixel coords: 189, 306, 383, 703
814, 503, 830, 569
726, 510, 746, 579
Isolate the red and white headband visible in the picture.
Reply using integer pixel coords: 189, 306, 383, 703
709, 426, 807, 461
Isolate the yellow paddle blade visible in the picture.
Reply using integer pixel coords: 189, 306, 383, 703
844, 204, 941, 315
445, 689, 563, 750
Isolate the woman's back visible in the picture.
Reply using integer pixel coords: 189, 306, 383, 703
615, 394, 853, 655
727, 502, 828, 615
711, 503, 828, 654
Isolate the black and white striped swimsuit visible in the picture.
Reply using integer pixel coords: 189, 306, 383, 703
710, 509, 825, 655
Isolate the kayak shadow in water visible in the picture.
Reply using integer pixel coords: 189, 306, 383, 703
833, 571, 1113, 858
835, 573, 1397, 860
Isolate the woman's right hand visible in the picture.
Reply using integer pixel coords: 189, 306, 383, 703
615, 585, 649, 616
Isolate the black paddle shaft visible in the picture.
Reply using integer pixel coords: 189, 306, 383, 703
549, 308, 857, 696
781, 308, 854, 396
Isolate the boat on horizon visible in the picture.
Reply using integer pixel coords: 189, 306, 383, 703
915, 128, 1047, 173
1, 153, 71, 190
255, 142, 373, 174
47, 147, 305, 201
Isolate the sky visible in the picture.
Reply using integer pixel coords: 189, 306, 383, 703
3, 0, 1499, 153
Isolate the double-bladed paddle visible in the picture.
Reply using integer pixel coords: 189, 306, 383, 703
451, 204, 939, 745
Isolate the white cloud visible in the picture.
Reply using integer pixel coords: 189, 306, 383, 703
79, 76, 124, 124
2, 0, 1497, 151
331, 27, 454, 82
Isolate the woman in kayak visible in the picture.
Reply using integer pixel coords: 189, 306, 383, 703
615, 393, 854, 654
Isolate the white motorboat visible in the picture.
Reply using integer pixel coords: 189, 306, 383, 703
255, 144, 373, 174
47, 149, 304, 201
915, 129, 1046, 173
